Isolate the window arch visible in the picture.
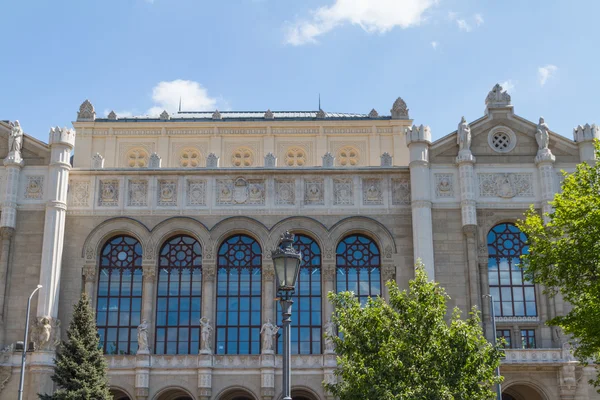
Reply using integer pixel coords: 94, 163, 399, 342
336, 234, 381, 303
216, 234, 262, 354
277, 234, 322, 355
155, 235, 202, 355
96, 235, 143, 354
488, 223, 536, 317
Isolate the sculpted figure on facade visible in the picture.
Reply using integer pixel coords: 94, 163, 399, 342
8, 120, 23, 159
260, 319, 279, 352
457, 116, 472, 152
200, 316, 213, 353
536, 117, 550, 150
324, 319, 336, 353
137, 320, 149, 353
33, 316, 60, 351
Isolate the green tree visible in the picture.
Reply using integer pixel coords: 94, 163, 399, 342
325, 262, 503, 400
518, 142, 600, 389
39, 293, 112, 400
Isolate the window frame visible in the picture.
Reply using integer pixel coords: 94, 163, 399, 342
336, 234, 382, 303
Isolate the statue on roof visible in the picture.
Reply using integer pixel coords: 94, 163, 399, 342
536, 117, 550, 150
457, 116, 471, 152
9, 120, 23, 157
485, 84, 511, 108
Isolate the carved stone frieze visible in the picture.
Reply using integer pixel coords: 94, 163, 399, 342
98, 180, 119, 207
391, 178, 411, 205
187, 180, 207, 206
69, 180, 90, 207
86, 246, 95, 260
322, 264, 336, 280
333, 178, 353, 206
362, 178, 383, 205
128, 180, 148, 207
304, 179, 324, 205
24, 176, 44, 199
203, 264, 216, 281
157, 179, 178, 207
275, 179, 295, 206
142, 266, 156, 282
478, 173, 534, 198
435, 173, 454, 198
262, 264, 275, 280
217, 178, 265, 206
82, 265, 97, 282
382, 264, 396, 281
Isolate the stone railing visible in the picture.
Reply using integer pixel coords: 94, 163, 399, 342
502, 348, 575, 365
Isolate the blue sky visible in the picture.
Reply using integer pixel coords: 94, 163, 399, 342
1, 0, 598, 142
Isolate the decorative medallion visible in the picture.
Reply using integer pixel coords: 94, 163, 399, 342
98, 180, 119, 207
128, 180, 148, 207
69, 180, 90, 207
435, 174, 454, 198
391, 178, 411, 205
275, 180, 295, 206
157, 180, 177, 206
362, 178, 383, 205
304, 179, 324, 205
24, 176, 44, 199
187, 180, 206, 206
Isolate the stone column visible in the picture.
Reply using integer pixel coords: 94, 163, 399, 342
321, 263, 335, 330
511, 325, 521, 349
573, 123, 600, 163
36, 127, 75, 321
535, 147, 556, 223
260, 258, 276, 400
201, 262, 216, 325
457, 149, 480, 310
199, 259, 215, 400
0, 140, 23, 346
141, 261, 156, 351
478, 255, 492, 340
405, 125, 435, 279
262, 260, 275, 323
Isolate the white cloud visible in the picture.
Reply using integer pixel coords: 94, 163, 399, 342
538, 65, 558, 86
474, 13, 484, 26
431, 41, 438, 50
146, 80, 217, 116
447, 11, 457, 20
456, 19, 471, 32
500, 80, 516, 94
285, 0, 437, 46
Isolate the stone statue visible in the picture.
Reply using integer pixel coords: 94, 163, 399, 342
324, 319, 336, 353
457, 116, 472, 152
260, 319, 279, 352
137, 320, 149, 352
8, 120, 23, 156
37, 317, 52, 350
536, 117, 550, 150
200, 317, 213, 353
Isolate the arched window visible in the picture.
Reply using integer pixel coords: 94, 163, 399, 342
488, 223, 536, 317
96, 235, 143, 354
336, 234, 381, 303
155, 235, 202, 355
216, 234, 262, 354
277, 234, 322, 354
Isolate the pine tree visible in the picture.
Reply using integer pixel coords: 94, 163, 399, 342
39, 293, 112, 400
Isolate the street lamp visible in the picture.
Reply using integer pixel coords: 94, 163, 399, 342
483, 294, 502, 400
271, 231, 302, 400
18, 284, 42, 400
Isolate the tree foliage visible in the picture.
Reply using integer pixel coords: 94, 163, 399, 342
517, 142, 600, 389
39, 293, 112, 400
325, 262, 503, 400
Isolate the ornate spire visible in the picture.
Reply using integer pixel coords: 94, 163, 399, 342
316, 109, 326, 119
77, 99, 96, 122
264, 109, 274, 119
485, 83, 511, 109
391, 97, 409, 119
159, 110, 170, 121
107, 111, 117, 120
212, 109, 222, 120
368, 108, 379, 118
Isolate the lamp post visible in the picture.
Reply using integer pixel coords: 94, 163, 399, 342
271, 231, 302, 400
18, 284, 42, 400
483, 294, 502, 400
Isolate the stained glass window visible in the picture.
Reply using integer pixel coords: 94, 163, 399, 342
488, 223, 536, 317
155, 235, 202, 355
336, 234, 381, 303
96, 236, 143, 354
277, 234, 322, 354
216, 234, 262, 354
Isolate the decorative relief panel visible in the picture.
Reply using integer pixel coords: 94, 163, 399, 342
304, 179, 324, 205
187, 180, 206, 206
391, 178, 411, 205
128, 180, 148, 207
216, 178, 265, 206
219, 128, 266, 135
336, 146, 360, 167
284, 147, 307, 167
362, 178, 383, 205
24, 176, 44, 199
275, 179, 295, 206
113, 130, 161, 136
333, 178, 354, 205
325, 127, 371, 134
178, 147, 203, 168
119, 143, 154, 168
69, 180, 90, 207
157, 180, 178, 207
330, 141, 366, 166
434, 173, 454, 198
277, 141, 313, 167
272, 128, 318, 135
478, 173, 534, 198
376, 127, 393, 134
167, 129, 213, 135
98, 180, 119, 207
231, 147, 255, 167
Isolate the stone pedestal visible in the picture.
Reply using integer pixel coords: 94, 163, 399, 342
197, 354, 213, 400
135, 352, 151, 400
260, 353, 275, 400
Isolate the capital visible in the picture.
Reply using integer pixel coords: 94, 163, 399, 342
405, 125, 431, 146
49, 127, 76, 148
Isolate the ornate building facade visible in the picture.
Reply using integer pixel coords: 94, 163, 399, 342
0, 84, 598, 399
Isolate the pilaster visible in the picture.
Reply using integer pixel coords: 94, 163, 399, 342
201, 262, 216, 324
321, 263, 335, 327
82, 263, 97, 299
0, 227, 14, 346
141, 260, 156, 352
262, 260, 275, 324
135, 352, 151, 400
198, 353, 213, 400
37, 127, 75, 320
406, 124, 435, 279
260, 353, 276, 400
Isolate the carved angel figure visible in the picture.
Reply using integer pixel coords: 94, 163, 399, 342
260, 319, 279, 351
324, 319, 336, 352
9, 120, 23, 156
536, 117, 550, 150
457, 116, 472, 152
200, 316, 213, 352
137, 320, 149, 352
